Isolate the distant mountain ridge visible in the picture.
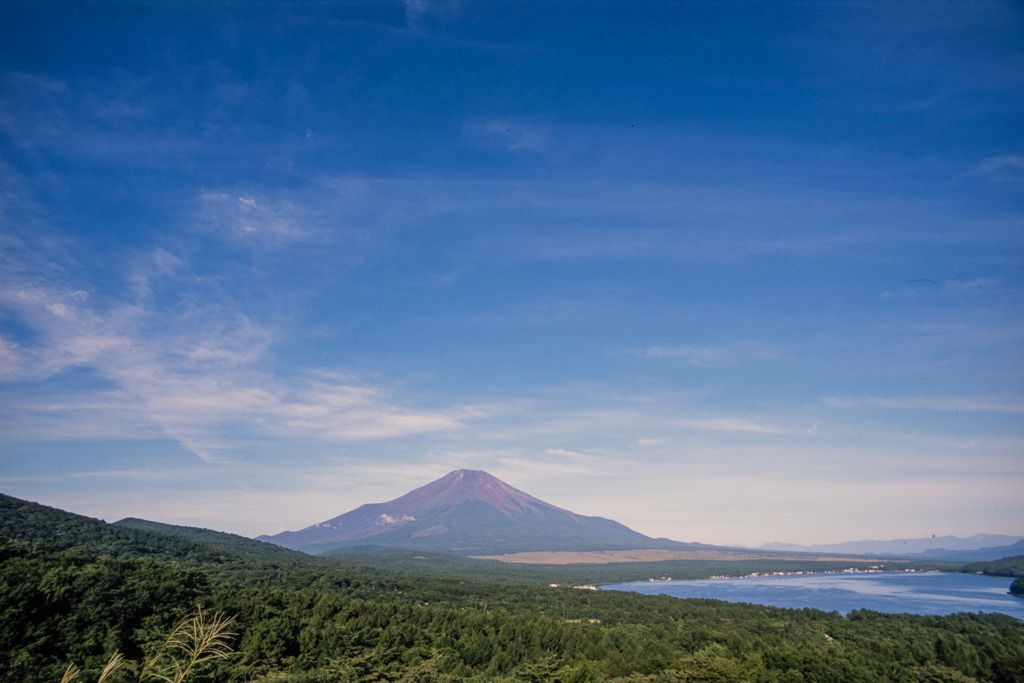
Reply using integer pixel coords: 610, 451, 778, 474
915, 540, 1024, 562
760, 534, 1024, 561
258, 469, 701, 556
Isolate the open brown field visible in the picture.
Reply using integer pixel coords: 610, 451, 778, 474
472, 548, 895, 565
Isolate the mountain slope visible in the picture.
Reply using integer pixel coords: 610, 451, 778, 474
258, 469, 695, 556
0, 492, 214, 561
112, 517, 315, 563
917, 539, 1024, 562
0, 492, 317, 568
760, 534, 1024, 560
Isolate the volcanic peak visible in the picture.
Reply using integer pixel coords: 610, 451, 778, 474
378, 469, 576, 520
258, 468, 671, 555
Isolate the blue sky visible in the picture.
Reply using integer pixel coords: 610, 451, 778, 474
1, 0, 1022, 547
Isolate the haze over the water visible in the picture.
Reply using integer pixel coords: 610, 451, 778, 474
1, 1, 1021, 547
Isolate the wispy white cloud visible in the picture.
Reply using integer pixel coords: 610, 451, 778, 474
0, 233, 471, 462
0, 68, 207, 164
129, 248, 183, 301
973, 154, 1024, 182
543, 446, 593, 461
0, 286, 131, 381
404, 0, 463, 27
102, 356, 466, 461
676, 417, 790, 435
197, 191, 312, 245
539, 446, 615, 472
0, 467, 196, 485
0, 389, 163, 443
640, 341, 783, 366
0, 72, 71, 149
468, 397, 806, 449
641, 344, 725, 365
824, 396, 1024, 414
494, 457, 591, 480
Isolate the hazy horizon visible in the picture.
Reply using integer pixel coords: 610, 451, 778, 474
8, 478, 1024, 553
1, 1, 1022, 548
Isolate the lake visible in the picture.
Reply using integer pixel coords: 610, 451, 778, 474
601, 571, 1024, 620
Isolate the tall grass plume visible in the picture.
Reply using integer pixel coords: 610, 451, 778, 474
59, 608, 235, 683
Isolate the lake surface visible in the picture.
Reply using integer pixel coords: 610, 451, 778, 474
602, 572, 1024, 620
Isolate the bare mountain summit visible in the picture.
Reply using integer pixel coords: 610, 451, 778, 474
258, 469, 697, 556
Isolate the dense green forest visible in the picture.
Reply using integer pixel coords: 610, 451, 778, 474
2, 493, 1023, 682
324, 546, 957, 587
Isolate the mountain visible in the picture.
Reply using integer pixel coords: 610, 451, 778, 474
916, 540, 1024, 562
760, 534, 1024, 561
258, 469, 698, 556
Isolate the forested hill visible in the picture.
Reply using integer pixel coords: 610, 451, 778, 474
961, 555, 1024, 578
0, 493, 358, 572
0, 493, 403, 591
112, 517, 311, 563
0, 492, 223, 563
